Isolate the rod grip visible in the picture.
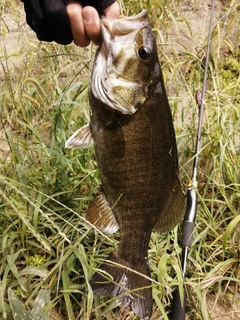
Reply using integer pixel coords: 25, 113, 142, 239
171, 288, 187, 320
182, 221, 195, 247
182, 188, 197, 247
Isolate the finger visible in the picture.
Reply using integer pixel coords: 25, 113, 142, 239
82, 6, 101, 46
103, 2, 120, 19
66, 2, 90, 47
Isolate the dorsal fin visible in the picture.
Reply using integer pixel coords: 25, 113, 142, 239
65, 123, 94, 149
153, 176, 186, 232
86, 188, 119, 234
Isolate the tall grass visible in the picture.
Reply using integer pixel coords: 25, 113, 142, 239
0, 0, 239, 319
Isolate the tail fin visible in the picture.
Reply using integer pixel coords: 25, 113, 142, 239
90, 252, 153, 320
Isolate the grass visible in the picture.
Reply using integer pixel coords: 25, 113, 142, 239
0, 0, 240, 319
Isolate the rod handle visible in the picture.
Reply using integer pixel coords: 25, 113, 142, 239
170, 288, 187, 320
182, 221, 195, 247
181, 187, 197, 247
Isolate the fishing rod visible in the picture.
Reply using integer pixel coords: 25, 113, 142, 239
171, 0, 215, 319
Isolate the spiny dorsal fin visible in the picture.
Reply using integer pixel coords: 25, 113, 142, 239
153, 176, 186, 233
65, 123, 94, 149
86, 188, 119, 234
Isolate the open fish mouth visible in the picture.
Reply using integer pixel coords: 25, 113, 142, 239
91, 10, 151, 115
101, 10, 149, 39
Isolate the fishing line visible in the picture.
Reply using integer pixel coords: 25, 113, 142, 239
192, 0, 215, 187
171, 0, 215, 319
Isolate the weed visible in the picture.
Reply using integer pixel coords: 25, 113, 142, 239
0, 0, 239, 319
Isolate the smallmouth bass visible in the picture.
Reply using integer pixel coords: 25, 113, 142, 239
66, 10, 185, 320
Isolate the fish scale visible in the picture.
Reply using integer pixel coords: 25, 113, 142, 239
66, 10, 186, 319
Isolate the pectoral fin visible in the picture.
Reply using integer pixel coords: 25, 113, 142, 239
65, 123, 94, 149
86, 188, 118, 234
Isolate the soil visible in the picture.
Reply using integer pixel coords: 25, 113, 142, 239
0, 1, 239, 319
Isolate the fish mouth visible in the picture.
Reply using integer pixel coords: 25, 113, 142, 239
101, 10, 149, 38
100, 9, 149, 72
91, 10, 150, 115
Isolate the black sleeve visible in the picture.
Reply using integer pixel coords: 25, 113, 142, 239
22, 0, 116, 45
22, 0, 73, 45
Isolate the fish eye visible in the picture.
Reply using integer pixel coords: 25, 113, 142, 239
138, 46, 151, 60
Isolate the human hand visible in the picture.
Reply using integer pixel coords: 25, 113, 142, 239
21, 0, 120, 46
66, 2, 120, 47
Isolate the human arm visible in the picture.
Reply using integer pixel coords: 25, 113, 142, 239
21, 0, 120, 45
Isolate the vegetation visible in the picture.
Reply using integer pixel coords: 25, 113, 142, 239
0, 0, 239, 319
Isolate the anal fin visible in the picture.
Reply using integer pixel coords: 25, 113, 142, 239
86, 188, 118, 234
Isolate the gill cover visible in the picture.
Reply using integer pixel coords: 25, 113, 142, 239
91, 10, 156, 115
